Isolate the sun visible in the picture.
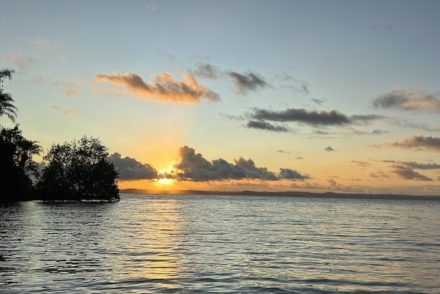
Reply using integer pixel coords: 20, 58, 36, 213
157, 178, 175, 186
155, 163, 176, 187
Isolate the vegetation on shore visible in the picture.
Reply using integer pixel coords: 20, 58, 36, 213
0, 68, 119, 202
36, 137, 119, 201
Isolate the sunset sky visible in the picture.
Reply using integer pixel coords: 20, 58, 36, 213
1, 0, 440, 195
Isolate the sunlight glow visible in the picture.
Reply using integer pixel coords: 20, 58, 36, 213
155, 163, 176, 187
157, 178, 175, 186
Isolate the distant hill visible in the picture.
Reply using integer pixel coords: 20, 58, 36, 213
120, 189, 440, 201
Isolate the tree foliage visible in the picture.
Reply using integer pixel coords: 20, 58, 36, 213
0, 69, 41, 201
0, 125, 41, 201
0, 69, 17, 122
37, 137, 119, 201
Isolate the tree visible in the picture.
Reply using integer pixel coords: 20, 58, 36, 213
0, 125, 41, 201
0, 69, 41, 201
36, 137, 119, 201
0, 69, 17, 122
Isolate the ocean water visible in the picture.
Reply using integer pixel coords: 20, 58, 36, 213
1, 194, 439, 293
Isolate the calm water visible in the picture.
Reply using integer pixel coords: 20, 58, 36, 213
1, 194, 439, 293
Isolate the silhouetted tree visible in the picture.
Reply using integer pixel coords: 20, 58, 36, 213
0, 125, 41, 201
37, 137, 119, 201
0, 69, 41, 201
0, 69, 17, 122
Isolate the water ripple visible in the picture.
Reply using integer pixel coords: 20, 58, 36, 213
0, 195, 439, 293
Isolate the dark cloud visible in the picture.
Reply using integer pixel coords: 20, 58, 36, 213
108, 152, 158, 180
380, 160, 438, 182
175, 146, 307, 182
279, 168, 309, 180
246, 120, 289, 132
248, 108, 383, 127
351, 114, 385, 124
192, 63, 220, 79
300, 84, 310, 95
382, 160, 440, 170
325, 146, 335, 152
374, 89, 440, 112
228, 71, 268, 94
402, 162, 440, 170
392, 165, 432, 181
311, 98, 326, 105
391, 136, 440, 152
95, 72, 220, 103
250, 108, 350, 125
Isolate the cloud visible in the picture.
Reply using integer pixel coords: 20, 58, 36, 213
352, 160, 369, 168
371, 129, 389, 135
277, 73, 310, 95
174, 146, 307, 182
6, 54, 35, 70
95, 72, 220, 103
325, 146, 335, 152
391, 136, 440, 152
382, 160, 440, 170
370, 171, 390, 179
392, 165, 432, 181
246, 120, 289, 132
248, 108, 383, 127
391, 119, 440, 133
351, 114, 385, 124
52, 105, 77, 115
311, 98, 326, 105
380, 160, 438, 182
250, 108, 350, 125
108, 152, 157, 180
192, 63, 220, 79
314, 130, 330, 135
279, 168, 309, 180
228, 71, 268, 94
350, 128, 369, 136
277, 149, 291, 154
31, 77, 80, 96
374, 88, 440, 112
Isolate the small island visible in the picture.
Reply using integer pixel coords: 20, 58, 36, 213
0, 69, 119, 202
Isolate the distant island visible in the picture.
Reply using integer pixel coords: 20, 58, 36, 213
121, 188, 440, 201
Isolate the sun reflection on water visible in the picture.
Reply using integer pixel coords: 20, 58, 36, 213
111, 196, 182, 288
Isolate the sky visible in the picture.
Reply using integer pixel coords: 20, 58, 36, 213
1, 0, 440, 195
